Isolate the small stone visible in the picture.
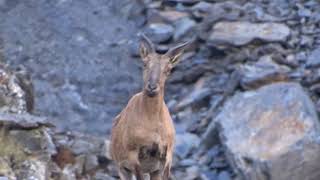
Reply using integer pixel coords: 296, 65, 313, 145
240, 55, 290, 90
167, 99, 177, 112
310, 83, 320, 94
307, 48, 320, 68
191, 1, 213, 14
147, 1, 162, 9
0, 113, 52, 129
179, 159, 197, 167
0, 158, 15, 180
210, 157, 228, 169
156, 44, 169, 53
71, 139, 96, 155
128, 41, 139, 57
185, 166, 200, 180
200, 114, 220, 149
0, 177, 9, 180
147, 9, 168, 24
175, 87, 211, 111
144, 23, 174, 43
208, 145, 222, 158
164, 0, 199, 5
296, 51, 308, 63
201, 171, 217, 180
169, 63, 209, 84
304, 69, 320, 85
279, 54, 299, 68
175, 133, 200, 159
300, 35, 313, 48
15, 160, 48, 180
316, 99, 320, 113
218, 171, 231, 180
100, 139, 112, 160
174, 170, 186, 180
158, 10, 189, 22
84, 154, 99, 172
94, 171, 115, 180
209, 22, 291, 46
198, 154, 211, 165
297, 4, 312, 17
174, 17, 196, 40
60, 165, 77, 180
74, 155, 86, 175
0, 0, 20, 12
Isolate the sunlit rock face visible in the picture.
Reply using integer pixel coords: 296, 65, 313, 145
216, 82, 320, 180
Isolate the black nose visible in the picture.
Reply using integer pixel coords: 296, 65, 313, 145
148, 84, 157, 91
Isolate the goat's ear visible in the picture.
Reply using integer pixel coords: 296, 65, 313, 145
139, 34, 155, 60
166, 41, 190, 66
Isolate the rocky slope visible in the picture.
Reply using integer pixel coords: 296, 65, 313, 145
0, 0, 142, 135
1, 0, 320, 179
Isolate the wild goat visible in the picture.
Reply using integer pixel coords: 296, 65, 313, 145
110, 35, 190, 180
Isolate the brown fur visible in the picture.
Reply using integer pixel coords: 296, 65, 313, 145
110, 35, 189, 180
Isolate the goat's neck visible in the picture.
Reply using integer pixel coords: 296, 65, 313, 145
142, 88, 164, 115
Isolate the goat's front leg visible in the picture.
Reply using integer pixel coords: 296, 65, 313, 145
134, 164, 144, 180
119, 166, 133, 180
163, 164, 171, 180
150, 170, 162, 180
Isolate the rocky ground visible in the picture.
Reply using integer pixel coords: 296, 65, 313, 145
0, 0, 142, 135
1, 0, 320, 180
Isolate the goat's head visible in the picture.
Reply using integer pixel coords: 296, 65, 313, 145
139, 35, 190, 97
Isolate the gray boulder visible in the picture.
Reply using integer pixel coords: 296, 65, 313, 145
0, 64, 34, 114
209, 21, 291, 46
215, 82, 320, 180
0, 113, 55, 180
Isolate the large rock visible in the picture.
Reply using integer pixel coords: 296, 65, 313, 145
0, 112, 115, 179
0, 64, 34, 114
215, 82, 320, 180
209, 22, 291, 46
0, 113, 55, 180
